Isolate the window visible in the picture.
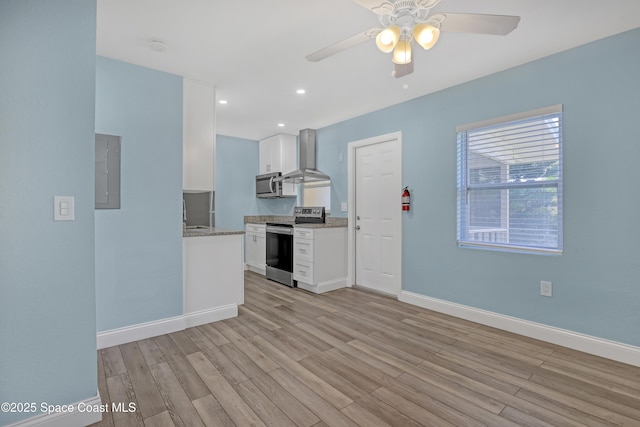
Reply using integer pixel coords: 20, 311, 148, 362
457, 105, 563, 254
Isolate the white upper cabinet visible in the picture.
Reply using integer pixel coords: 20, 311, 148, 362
183, 79, 215, 191
259, 134, 296, 174
259, 133, 297, 196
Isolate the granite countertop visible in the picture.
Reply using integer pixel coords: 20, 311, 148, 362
183, 227, 244, 237
244, 215, 348, 228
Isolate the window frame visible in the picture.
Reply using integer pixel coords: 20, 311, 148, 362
456, 105, 563, 255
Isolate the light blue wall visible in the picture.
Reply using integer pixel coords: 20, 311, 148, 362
0, 1, 97, 424
216, 135, 260, 230
257, 195, 298, 216
95, 57, 183, 332
315, 131, 349, 217
216, 134, 297, 231
314, 28, 640, 347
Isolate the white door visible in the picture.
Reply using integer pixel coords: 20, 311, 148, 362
351, 134, 402, 295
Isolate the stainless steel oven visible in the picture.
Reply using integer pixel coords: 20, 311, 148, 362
265, 223, 294, 287
264, 207, 326, 288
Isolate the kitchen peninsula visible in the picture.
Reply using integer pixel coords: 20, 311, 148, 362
183, 227, 244, 327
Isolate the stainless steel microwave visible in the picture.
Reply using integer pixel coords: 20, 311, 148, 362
256, 172, 282, 198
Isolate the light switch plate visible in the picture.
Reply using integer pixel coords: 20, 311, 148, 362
341, 202, 348, 212
54, 196, 75, 221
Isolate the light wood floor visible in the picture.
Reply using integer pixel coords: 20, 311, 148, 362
91, 271, 640, 427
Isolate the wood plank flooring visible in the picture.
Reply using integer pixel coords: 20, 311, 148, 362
90, 271, 640, 426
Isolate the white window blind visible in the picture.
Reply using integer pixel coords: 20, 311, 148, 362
457, 105, 563, 254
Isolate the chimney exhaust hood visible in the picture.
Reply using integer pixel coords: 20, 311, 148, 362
277, 129, 330, 184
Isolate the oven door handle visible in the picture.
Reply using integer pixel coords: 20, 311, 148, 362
266, 226, 293, 235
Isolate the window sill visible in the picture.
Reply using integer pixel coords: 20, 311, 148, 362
458, 241, 563, 256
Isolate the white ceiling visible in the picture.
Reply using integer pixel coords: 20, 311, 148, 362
96, 0, 640, 141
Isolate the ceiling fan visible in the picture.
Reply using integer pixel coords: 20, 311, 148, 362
306, 0, 521, 78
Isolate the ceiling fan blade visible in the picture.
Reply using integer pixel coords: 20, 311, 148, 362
415, 0, 441, 10
306, 28, 382, 62
351, 0, 394, 15
436, 13, 521, 36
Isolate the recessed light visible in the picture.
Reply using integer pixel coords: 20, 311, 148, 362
296, 89, 306, 95
218, 99, 228, 105
277, 123, 285, 127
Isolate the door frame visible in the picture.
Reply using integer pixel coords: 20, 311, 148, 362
347, 131, 403, 296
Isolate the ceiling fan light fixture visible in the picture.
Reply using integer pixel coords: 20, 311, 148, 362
413, 23, 440, 50
375, 25, 400, 53
392, 39, 412, 65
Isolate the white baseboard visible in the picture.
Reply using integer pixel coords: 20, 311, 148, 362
97, 315, 185, 349
399, 291, 640, 368
6, 392, 102, 427
246, 265, 266, 276
184, 304, 238, 328
297, 278, 347, 294
97, 305, 238, 349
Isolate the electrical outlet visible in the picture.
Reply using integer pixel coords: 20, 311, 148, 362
540, 280, 553, 297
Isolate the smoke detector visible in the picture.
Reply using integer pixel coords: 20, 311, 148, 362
148, 39, 168, 52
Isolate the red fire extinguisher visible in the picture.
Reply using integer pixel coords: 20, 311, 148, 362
402, 186, 411, 211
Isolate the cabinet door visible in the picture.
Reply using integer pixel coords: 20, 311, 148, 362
247, 234, 266, 269
245, 232, 257, 266
278, 134, 297, 174
245, 225, 266, 273
256, 233, 266, 268
277, 134, 297, 196
259, 137, 279, 174
259, 134, 297, 175
258, 139, 271, 174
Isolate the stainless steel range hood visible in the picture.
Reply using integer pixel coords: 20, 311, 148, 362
277, 129, 330, 184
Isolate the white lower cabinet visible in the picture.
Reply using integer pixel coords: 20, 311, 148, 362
294, 227, 347, 294
245, 224, 266, 275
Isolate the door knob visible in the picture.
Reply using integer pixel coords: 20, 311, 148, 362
356, 225, 361, 230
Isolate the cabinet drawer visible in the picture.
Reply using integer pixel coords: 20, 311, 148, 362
294, 261, 314, 283
294, 228, 314, 239
245, 224, 266, 234
294, 239, 313, 262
